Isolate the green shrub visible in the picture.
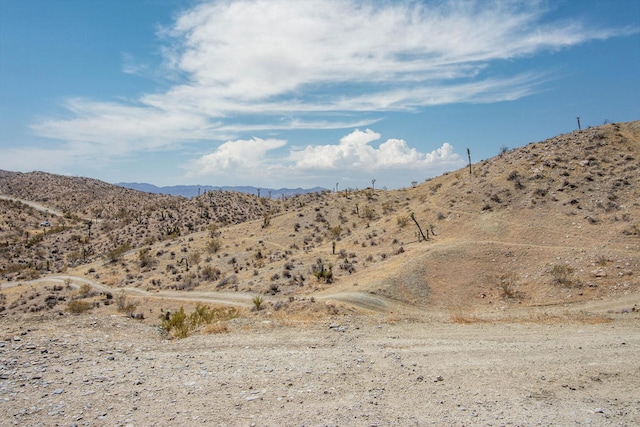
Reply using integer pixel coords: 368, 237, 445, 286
252, 295, 264, 310
161, 304, 239, 339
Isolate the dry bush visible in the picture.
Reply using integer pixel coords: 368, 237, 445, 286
550, 264, 575, 286
115, 291, 138, 316
78, 283, 92, 296
206, 238, 222, 254
204, 322, 229, 334
67, 300, 93, 314
498, 272, 523, 299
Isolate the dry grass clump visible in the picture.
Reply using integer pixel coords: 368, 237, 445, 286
67, 299, 93, 314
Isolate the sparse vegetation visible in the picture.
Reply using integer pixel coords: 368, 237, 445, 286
252, 295, 264, 310
115, 290, 138, 316
67, 300, 93, 314
160, 304, 239, 339
550, 264, 575, 286
498, 272, 522, 299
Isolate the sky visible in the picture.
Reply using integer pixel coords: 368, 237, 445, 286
1, 0, 639, 190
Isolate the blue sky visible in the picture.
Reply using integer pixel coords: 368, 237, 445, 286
1, 0, 638, 190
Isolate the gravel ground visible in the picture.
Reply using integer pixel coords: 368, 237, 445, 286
1, 312, 639, 426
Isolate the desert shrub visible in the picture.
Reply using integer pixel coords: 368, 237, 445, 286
498, 272, 522, 299
397, 216, 409, 228
161, 304, 239, 339
550, 264, 575, 286
106, 243, 131, 263
217, 274, 238, 288
138, 248, 155, 268
312, 261, 333, 283
67, 300, 92, 314
252, 295, 264, 310
78, 283, 92, 296
200, 265, 221, 281
161, 307, 190, 338
178, 273, 198, 290
362, 205, 376, 220
206, 238, 222, 254
115, 290, 138, 316
187, 251, 202, 266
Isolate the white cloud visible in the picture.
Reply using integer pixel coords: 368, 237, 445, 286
188, 137, 287, 175
288, 129, 464, 172
186, 129, 466, 188
24, 0, 633, 181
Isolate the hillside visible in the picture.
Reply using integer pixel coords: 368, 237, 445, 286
1, 121, 639, 322
0, 172, 273, 279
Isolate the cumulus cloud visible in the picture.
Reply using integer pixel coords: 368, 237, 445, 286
187, 129, 466, 188
188, 137, 287, 175
289, 129, 464, 172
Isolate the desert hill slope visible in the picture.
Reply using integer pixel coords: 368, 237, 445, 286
1, 120, 639, 320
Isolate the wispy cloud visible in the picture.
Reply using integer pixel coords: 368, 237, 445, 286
27, 0, 633, 184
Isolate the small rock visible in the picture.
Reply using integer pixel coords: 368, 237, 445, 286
245, 395, 262, 402
53, 388, 64, 395
434, 376, 444, 382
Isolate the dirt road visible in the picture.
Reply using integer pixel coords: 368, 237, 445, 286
1, 311, 638, 426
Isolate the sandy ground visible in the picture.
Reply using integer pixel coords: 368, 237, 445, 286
1, 311, 639, 426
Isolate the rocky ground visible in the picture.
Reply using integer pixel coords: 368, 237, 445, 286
1, 311, 638, 426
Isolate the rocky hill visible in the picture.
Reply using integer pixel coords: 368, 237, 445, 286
0, 172, 273, 279
1, 120, 638, 320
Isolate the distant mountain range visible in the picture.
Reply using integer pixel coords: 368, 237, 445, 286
116, 182, 327, 198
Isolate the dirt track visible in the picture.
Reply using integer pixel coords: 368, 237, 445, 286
1, 310, 639, 426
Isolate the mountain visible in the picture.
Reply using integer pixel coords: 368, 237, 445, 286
116, 182, 327, 198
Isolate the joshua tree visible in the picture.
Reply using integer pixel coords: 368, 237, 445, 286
467, 148, 472, 175
371, 178, 376, 189
577, 116, 581, 130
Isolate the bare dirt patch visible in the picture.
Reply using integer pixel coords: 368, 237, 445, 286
1, 311, 638, 426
